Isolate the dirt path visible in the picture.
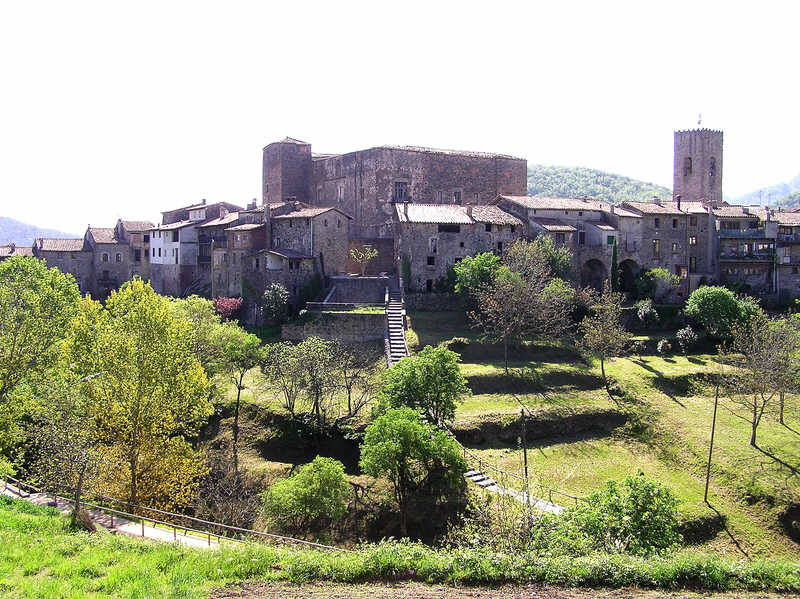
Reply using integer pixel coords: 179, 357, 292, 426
210, 581, 787, 599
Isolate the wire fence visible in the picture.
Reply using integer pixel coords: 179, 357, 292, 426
3, 476, 347, 552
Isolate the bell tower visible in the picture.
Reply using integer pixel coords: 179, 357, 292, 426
673, 129, 723, 205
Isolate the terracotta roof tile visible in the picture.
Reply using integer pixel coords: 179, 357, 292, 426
0, 245, 34, 258
225, 223, 264, 231
87, 227, 119, 243
500, 195, 607, 211
621, 201, 684, 215
197, 213, 240, 228
36, 238, 87, 252
120, 220, 156, 232
266, 248, 314, 259
531, 218, 577, 232
469, 205, 523, 226
395, 204, 473, 225
775, 212, 800, 225
272, 207, 352, 220
712, 205, 766, 219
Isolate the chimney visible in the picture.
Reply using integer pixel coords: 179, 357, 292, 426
676, 195, 682, 211
247, 200, 256, 210
466, 203, 473, 217
9, 242, 14, 251
202, 199, 206, 205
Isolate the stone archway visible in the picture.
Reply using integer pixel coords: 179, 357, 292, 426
581, 259, 608, 291
619, 259, 640, 294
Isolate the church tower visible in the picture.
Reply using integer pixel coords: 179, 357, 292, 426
673, 129, 723, 205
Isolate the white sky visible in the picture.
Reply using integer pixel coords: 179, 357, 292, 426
1, 1, 798, 235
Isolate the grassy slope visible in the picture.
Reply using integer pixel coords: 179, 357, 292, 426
2, 497, 798, 598
406, 311, 800, 560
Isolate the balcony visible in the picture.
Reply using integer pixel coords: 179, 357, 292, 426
198, 255, 211, 264
719, 251, 774, 262
198, 235, 227, 247
778, 233, 800, 243
718, 228, 769, 239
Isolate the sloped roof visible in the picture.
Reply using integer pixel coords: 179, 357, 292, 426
197, 212, 239, 228
774, 212, 800, 225
87, 227, 119, 244
611, 206, 642, 218
150, 220, 196, 231
531, 219, 577, 233
592, 223, 617, 231
469, 205, 523, 226
668, 201, 708, 214
119, 220, 156, 232
0, 245, 34, 258
621, 201, 684, 215
395, 204, 473, 225
499, 195, 605, 211
267, 248, 314, 259
712, 205, 766, 219
272, 207, 353, 220
377, 145, 523, 161
226, 223, 264, 231
37, 238, 87, 252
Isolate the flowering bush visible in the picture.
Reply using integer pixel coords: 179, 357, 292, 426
657, 339, 672, 355
213, 296, 243, 322
675, 326, 698, 354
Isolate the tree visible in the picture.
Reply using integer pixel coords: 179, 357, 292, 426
170, 295, 228, 379
349, 245, 379, 276
452, 252, 501, 295
333, 341, 381, 420
610, 241, 620, 292
723, 312, 800, 446
262, 283, 290, 326
504, 237, 572, 281
635, 268, 679, 303
65, 279, 213, 511
379, 344, 470, 424
685, 286, 761, 339
262, 456, 350, 532
359, 407, 466, 537
0, 256, 81, 476
579, 282, 631, 400
261, 342, 303, 415
213, 296, 243, 322
218, 326, 264, 476
28, 369, 102, 526
295, 336, 339, 432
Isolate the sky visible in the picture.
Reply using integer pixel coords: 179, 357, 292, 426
1, 1, 798, 235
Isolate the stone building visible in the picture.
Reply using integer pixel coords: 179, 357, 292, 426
775, 210, 800, 300
32, 238, 93, 294
714, 205, 775, 295
0, 244, 33, 263
83, 227, 130, 300
393, 203, 523, 292
115, 220, 155, 281
262, 138, 527, 239
673, 129, 723, 206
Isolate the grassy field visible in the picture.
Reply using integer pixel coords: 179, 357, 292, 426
2, 497, 798, 598
406, 311, 800, 560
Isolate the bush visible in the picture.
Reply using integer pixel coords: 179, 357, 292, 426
453, 252, 501, 295
635, 268, 680, 303
213, 296, 243, 322
685, 286, 761, 339
262, 283, 290, 326
261, 456, 350, 531
657, 339, 672, 355
675, 326, 698, 354
635, 299, 659, 329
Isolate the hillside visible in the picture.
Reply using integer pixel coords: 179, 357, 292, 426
527, 165, 672, 204
0, 216, 78, 246
775, 191, 800, 210
728, 173, 800, 207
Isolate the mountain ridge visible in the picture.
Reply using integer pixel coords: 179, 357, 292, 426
0, 216, 79, 246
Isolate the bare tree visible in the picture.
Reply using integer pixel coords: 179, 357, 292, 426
723, 312, 800, 447
333, 341, 382, 420
579, 281, 631, 400
261, 342, 303, 415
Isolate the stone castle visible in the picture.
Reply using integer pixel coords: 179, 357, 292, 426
3, 129, 797, 313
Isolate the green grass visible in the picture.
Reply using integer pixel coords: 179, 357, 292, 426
1, 497, 798, 597
406, 312, 800, 559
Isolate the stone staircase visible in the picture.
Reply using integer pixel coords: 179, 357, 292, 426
385, 281, 409, 367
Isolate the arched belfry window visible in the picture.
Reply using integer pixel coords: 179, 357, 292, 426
709, 157, 716, 178
683, 157, 693, 177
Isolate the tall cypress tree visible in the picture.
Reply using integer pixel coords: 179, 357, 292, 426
610, 240, 620, 292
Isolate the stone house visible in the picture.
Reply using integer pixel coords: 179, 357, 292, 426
393, 203, 523, 292
775, 210, 800, 300
32, 238, 93, 294
713, 205, 775, 295
84, 226, 129, 300
270, 206, 352, 276
0, 244, 34, 263
115, 220, 155, 281
262, 138, 527, 239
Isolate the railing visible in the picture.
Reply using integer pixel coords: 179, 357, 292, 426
3, 476, 346, 552
384, 286, 392, 367
717, 229, 769, 239
719, 252, 774, 261
778, 233, 800, 242
197, 255, 211, 264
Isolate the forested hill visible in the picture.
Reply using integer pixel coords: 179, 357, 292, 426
0, 216, 77, 246
527, 165, 672, 204
775, 191, 800, 210
728, 173, 800, 206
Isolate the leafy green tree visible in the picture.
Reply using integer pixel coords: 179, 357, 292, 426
262, 456, 350, 532
170, 295, 228, 379
65, 279, 213, 510
634, 268, 679, 303
610, 241, 620, 292
579, 282, 631, 400
262, 282, 290, 326
360, 407, 466, 537
261, 342, 303, 414
295, 336, 339, 432
218, 327, 264, 475
452, 252, 501, 295
349, 245, 379, 276
0, 256, 81, 476
379, 344, 470, 424
504, 237, 572, 280
333, 341, 381, 419
685, 285, 761, 339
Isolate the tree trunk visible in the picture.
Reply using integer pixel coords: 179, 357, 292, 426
751, 398, 758, 447
600, 357, 613, 400
400, 501, 408, 538
129, 453, 138, 513
779, 391, 785, 426
503, 336, 509, 376
72, 467, 85, 525
233, 373, 244, 477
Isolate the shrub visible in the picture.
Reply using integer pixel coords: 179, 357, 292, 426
635, 268, 680, 303
262, 283, 290, 325
675, 326, 698, 354
453, 252, 501, 295
213, 296, 243, 322
261, 456, 350, 531
635, 299, 659, 329
629, 339, 647, 357
685, 286, 761, 339
657, 339, 672, 355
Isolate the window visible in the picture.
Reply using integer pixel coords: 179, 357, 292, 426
143, 234, 149, 243
564, 211, 569, 215
327, 238, 331, 246
671, 242, 679, 252
172, 231, 179, 242
337, 219, 341, 229
134, 249, 141, 262
152, 248, 155, 257
578, 211, 583, 216
102, 253, 109, 262
672, 218, 678, 229
709, 157, 716, 178
429, 238, 438, 254
436, 191, 443, 202
510, 225, 516, 233
485, 223, 492, 232
459, 241, 465, 248
652, 239, 660, 257
233, 253, 237, 265
654, 217, 660, 228
158, 248, 161, 257
337, 185, 344, 203
453, 191, 462, 204
393, 182, 409, 203
689, 236, 697, 246
497, 241, 503, 252
288, 261, 294, 270
607, 236, 615, 246
679, 267, 688, 278
438, 224, 460, 233
578, 231, 586, 245
324, 219, 328, 227
689, 256, 697, 273
683, 156, 692, 176
289, 220, 293, 228
427, 256, 435, 266
689, 216, 697, 227
474, 193, 478, 202
175, 252, 178, 264
255, 258, 260, 269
